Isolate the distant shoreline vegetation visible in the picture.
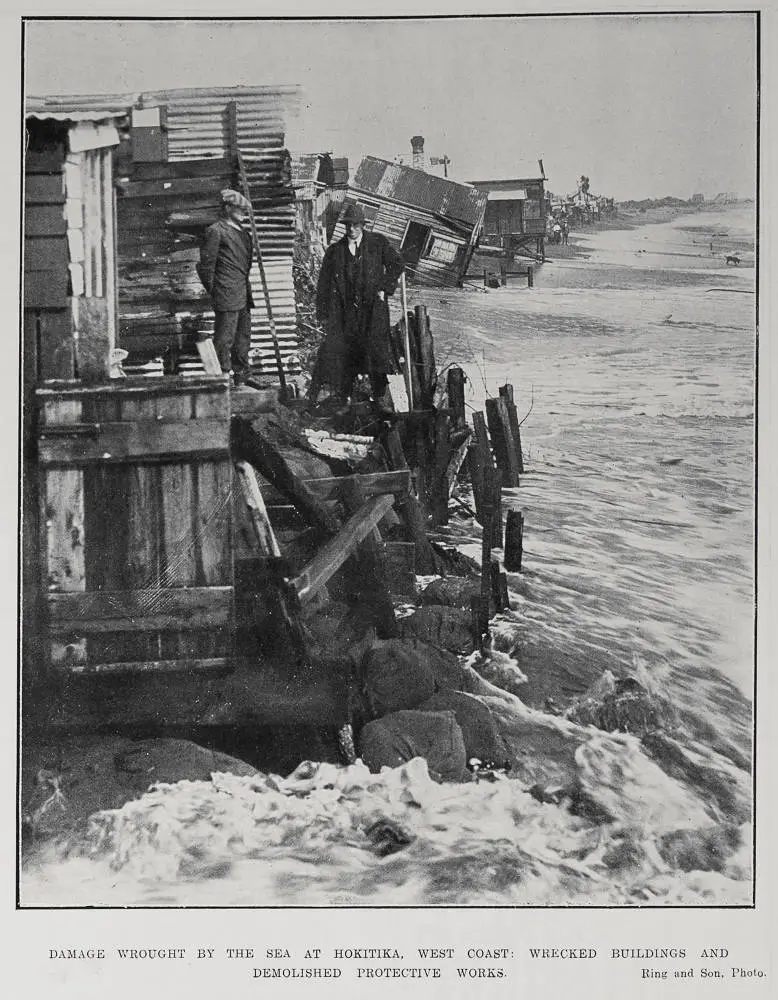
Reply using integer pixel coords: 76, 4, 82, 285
618, 196, 751, 210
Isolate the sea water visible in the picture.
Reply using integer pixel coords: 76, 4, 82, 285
21, 206, 755, 907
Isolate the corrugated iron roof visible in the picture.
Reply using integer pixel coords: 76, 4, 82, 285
25, 108, 126, 123
353, 157, 487, 229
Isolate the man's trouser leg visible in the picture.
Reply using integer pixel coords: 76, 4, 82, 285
213, 311, 239, 373
232, 308, 252, 379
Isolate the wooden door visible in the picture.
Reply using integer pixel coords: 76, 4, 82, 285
36, 376, 234, 676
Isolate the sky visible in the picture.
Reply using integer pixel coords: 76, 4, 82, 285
24, 14, 757, 201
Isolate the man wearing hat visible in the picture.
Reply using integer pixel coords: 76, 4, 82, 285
314, 202, 405, 405
197, 189, 255, 383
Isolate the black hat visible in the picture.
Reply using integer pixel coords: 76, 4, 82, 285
342, 203, 366, 225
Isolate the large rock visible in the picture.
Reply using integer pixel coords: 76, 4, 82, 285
567, 673, 675, 737
358, 710, 468, 783
419, 690, 505, 767
359, 639, 435, 717
22, 737, 257, 844
420, 577, 480, 609
396, 606, 475, 655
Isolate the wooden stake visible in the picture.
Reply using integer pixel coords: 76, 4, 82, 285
400, 272, 413, 409
499, 383, 525, 474
504, 510, 524, 572
486, 395, 521, 487
447, 367, 467, 430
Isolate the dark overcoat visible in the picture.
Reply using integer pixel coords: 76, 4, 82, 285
197, 219, 255, 311
315, 231, 405, 379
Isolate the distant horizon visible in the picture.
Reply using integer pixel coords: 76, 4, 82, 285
24, 15, 757, 202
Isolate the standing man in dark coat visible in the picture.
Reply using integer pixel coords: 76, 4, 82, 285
197, 188, 255, 383
314, 203, 405, 404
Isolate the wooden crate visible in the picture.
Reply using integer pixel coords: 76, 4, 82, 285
36, 376, 234, 676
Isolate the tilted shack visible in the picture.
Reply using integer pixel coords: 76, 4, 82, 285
470, 163, 547, 258
334, 156, 487, 287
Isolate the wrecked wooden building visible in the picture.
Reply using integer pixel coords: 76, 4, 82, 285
470, 162, 548, 259
291, 152, 334, 254
334, 156, 488, 287
26, 85, 302, 378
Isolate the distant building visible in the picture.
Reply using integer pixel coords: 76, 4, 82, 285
292, 152, 334, 250
691, 192, 705, 204
333, 141, 488, 286
469, 161, 547, 258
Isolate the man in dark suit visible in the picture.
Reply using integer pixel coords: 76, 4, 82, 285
314, 203, 405, 404
197, 189, 255, 383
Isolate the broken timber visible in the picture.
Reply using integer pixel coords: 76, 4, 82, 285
285, 493, 395, 607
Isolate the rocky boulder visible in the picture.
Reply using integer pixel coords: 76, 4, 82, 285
358, 709, 468, 783
420, 577, 481, 609
419, 690, 505, 768
396, 606, 474, 655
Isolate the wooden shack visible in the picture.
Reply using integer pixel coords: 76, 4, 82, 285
26, 85, 301, 377
335, 156, 488, 287
470, 163, 548, 258
22, 89, 301, 700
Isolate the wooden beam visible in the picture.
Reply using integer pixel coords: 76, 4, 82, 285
499, 383, 525, 474
48, 586, 233, 634
384, 541, 416, 596
232, 416, 342, 535
285, 493, 395, 606
39, 419, 229, 465
302, 469, 411, 501
235, 460, 282, 557
67, 657, 231, 676
447, 367, 467, 430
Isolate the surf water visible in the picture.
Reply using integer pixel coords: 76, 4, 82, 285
21, 207, 755, 907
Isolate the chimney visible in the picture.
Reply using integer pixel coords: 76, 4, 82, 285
411, 135, 425, 171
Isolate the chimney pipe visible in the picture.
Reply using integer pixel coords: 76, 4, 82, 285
411, 135, 425, 171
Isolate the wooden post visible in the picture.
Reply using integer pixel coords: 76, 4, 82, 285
527, 266, 534, 288
486, 395, 521, 487
447, 367, 466, 430
477, 478, 495, 646
430, 409, 451, 526
414, 304, 436, 409
399, 273, 414, 409
489, 463, 504, 550
490, 559, 510, 612
504, 510, 524, 572
499, 383, 525, 474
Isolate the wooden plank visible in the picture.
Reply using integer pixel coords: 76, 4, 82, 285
38, 310, 74, 382
414, 304, 436, 409
24, 236, 68, 272
486, 396, 521, 487
158, 392, 201, 661
39, 418, 229, 465
235, 461, 282, 557
74, 297, 111, 382
196, 336, 222, 375
37, 375, 227, 401
302, 470, 411, 501
129, 157, 233, 181
25, 145, 66, 173
122, 392, 163, 663
195, 457, 234, 659
25, 173, 65, 204
24, 269, 68, 309
25, 203, 67, 238
286, 493, 395, 606
119, 175, 232, 199
69, 657, 230, 676
48, 586, 233, 633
